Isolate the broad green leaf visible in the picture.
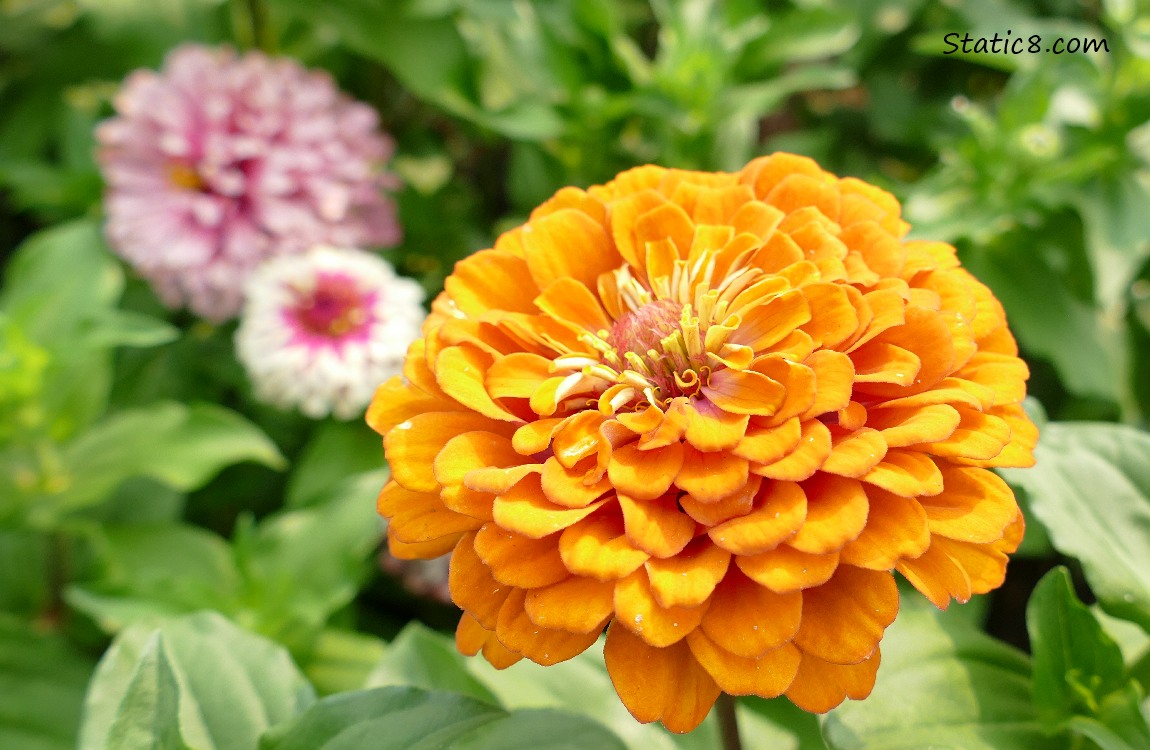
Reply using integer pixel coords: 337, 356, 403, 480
822, 602, 1057, 749
286, 420, 386, 508
79, 611, 315, 750
103, 633, 192, 750
366, 621, 501, 704
256, 686, 505, 750
33, 401, 284, 523
448, 708, 628, 750
257, 686, 626, 750
238, 472, 384, 645
302, 628, 387, 696
1001, 422, 1150, 631
0, 530, 50, 615
66, 523, 241, 632
0, 616, 96, 750
1027, 568, 1127, 721
84, 309, 179, 349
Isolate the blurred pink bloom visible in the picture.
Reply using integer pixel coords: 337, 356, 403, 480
235, 246, 424, 419
97, 44, 401, 321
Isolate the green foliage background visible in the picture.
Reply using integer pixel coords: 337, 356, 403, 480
2, 0, 1150, 747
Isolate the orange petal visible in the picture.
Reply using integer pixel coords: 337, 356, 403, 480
675, 447, 749, 502
785, 648, 881, 713
839, 487, 930, 570
699, 568, 802, 658
800, 282, 859, 348
493, 475, 608, 539
607, 441, 684, 501
444, 248, 539, 316
851, 341, 921, 385
750, 357, 816, 423
679, 475, 761, 526
603, 622, 721, 734
645, 538, 732, 609
635, 201, 696, 258
955, 351, 1028, 406
962, 402, 1037, 469
733, 418, 802, 463
440, 485, 495, 521
463, 464, 542, 495
728, 289, 811, 351
524, 576, 614, 634
861, 450, 943, 497
386, 412, 507, 493
767, 172, 841, 220
559, 513, 651, 581
788, 474, 869, 554
793, 567, 898, 664
496, 589, 600, 665
614, 569, 708, 647
618, 492, 697, 558
687, 631, 800, 698
540, 456, 611, 508
534, 277, 612, 333
387, 527, 461, 560
378, 481, 484, 543
895, 539, 973, 609
512, 418, 564, 455
521, 208, 620, 290
737, 545, 839, 593
683, 399, 749, 452
449, 531, 512, 629
456, 613, 523, 669
918, 465, 1019, 543
552, 410, 606, 467
486, 352, 555, 400
709, 481, 806, 555
947, 533, 1014, 594
868, 404, 961, 448
798, 350, 855, 420
435, 345, 519, 421
434, 431, 522, 489
821, 427, 888, 478
701, 367, 787, 416
473, 524, 569, 589
367, 376, 463, 436
925, 408, 1011, 461
752, 419, 832, 481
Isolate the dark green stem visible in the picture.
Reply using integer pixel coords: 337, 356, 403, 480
232, 0, 275, 53
716, 693, 742, 750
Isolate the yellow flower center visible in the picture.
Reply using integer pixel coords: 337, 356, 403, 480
167, 162, 204, 191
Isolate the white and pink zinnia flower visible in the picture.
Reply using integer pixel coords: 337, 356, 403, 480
235, 246, 423, 419
97, 44, 401, 321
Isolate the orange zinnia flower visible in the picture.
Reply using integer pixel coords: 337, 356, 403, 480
367, 154, 1037, 732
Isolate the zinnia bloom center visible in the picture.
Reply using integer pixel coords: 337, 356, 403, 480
166, 162, 204, 192
606, 298, 700, 400
289, 273, 370, 338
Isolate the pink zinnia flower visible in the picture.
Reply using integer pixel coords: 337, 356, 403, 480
235, 246, 424, 419
97, 44, 401, 321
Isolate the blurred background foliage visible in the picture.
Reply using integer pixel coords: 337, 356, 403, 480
2, 0, 1150, 748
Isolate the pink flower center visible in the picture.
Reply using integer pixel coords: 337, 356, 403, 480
288, 273, 372, 340
608, 298, 683, 357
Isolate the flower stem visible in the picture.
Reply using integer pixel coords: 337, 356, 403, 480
231, 0, 275, 53
716, 693, 742, 750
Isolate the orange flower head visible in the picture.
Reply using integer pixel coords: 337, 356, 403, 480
367, 154, 1038, 733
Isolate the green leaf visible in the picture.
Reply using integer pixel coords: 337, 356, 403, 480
238, 472, 384, 645
447, 708, 628, 750
66, 523, 241, 632
256, 686, 505, 750
822, 602, 1057, 749
34, 401, 284, 522
257, 686, 626, 750
0, 616, 96, 750
1027, 567, 1127, 718
84, 309, 180, 349
366, 621, 501, 705
1001, 422, 1150, 632
79, 611, 315, 750
285, 420, 386, 509
301, 628, 387, 697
